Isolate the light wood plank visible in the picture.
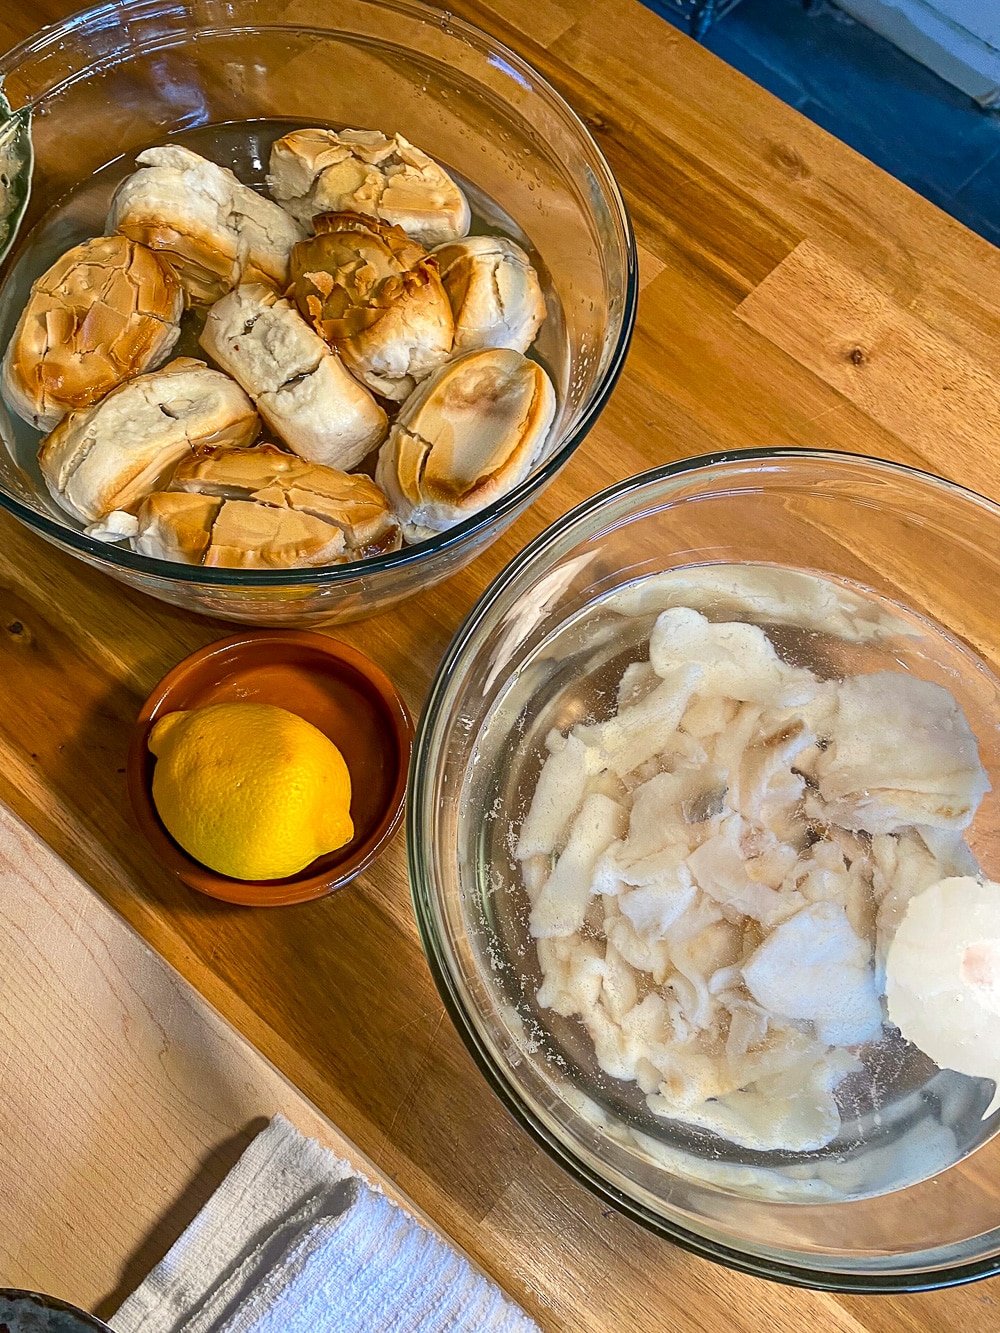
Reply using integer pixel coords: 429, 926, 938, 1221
0, 806, 480, 1322
736, 239, 1000, 486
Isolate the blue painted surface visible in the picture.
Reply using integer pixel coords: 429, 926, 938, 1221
644, 0, 1000, 247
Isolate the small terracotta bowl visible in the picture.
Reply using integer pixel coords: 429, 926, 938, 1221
127, 630, 413, 906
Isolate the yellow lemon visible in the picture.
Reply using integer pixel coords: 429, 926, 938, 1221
148, 702, 353, 881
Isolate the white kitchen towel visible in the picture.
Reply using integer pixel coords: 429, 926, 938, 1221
110, 1114, 539, 1333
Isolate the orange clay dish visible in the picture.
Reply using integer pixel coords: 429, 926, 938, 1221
127, 631, 412, 905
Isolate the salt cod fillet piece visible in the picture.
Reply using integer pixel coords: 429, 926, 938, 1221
516, 730, 604, 859
815, 671, 990, 834
574, 664, 702, 777
651, 1048, 862, 1152
529, 793, 626, 939
742, 901, 884, 1046
688, 829, 805, 928
649, 607, 815, 705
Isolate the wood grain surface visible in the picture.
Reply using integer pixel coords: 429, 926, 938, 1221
1, 0, 999, 1328
0, 805, 469, 1321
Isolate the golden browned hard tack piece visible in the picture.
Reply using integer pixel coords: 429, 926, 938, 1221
108, 146, 305, 305
289, 212, 454, 401
200, 283, 388, 471
129, 443, 401, 569
38, 357, 259, 529
433, 235, 546, 356
375, 347, 557, 544
268, 128, 471, 247
1, 235, 184, 432
132, 491, 346, 569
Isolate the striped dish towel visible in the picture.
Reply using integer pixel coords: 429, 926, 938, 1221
110, 1115, 539, 1333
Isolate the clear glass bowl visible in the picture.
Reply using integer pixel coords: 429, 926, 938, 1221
0, 0, 635, 625
410, 449, 1000, 1290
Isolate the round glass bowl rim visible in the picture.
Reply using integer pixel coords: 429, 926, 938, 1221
408, 445, 1000, 1291
0, 0, 637, 587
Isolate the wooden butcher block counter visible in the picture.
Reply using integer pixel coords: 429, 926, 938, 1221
1, 0, 999, 1327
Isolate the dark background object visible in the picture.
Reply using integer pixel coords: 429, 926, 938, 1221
650, 0, 745, 38
644, 0, 1000, 247
0, 1290, 111, 1332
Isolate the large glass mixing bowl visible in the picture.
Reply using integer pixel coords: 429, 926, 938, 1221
0, 0, 635, 625
410, 449, 1000, 1290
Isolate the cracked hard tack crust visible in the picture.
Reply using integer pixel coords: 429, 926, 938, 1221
2, 235, 184, 432
517, 605, 990, 1153
199, 282, 387, 471
123, 443, 400, 569
108, 145, 305, 305
375, 347, 556, 544
433, 235, 546, 356
268, 128, 471, 248
38, 357, 259, 527
15, 128, 561, 569
289, 211, 454, 402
